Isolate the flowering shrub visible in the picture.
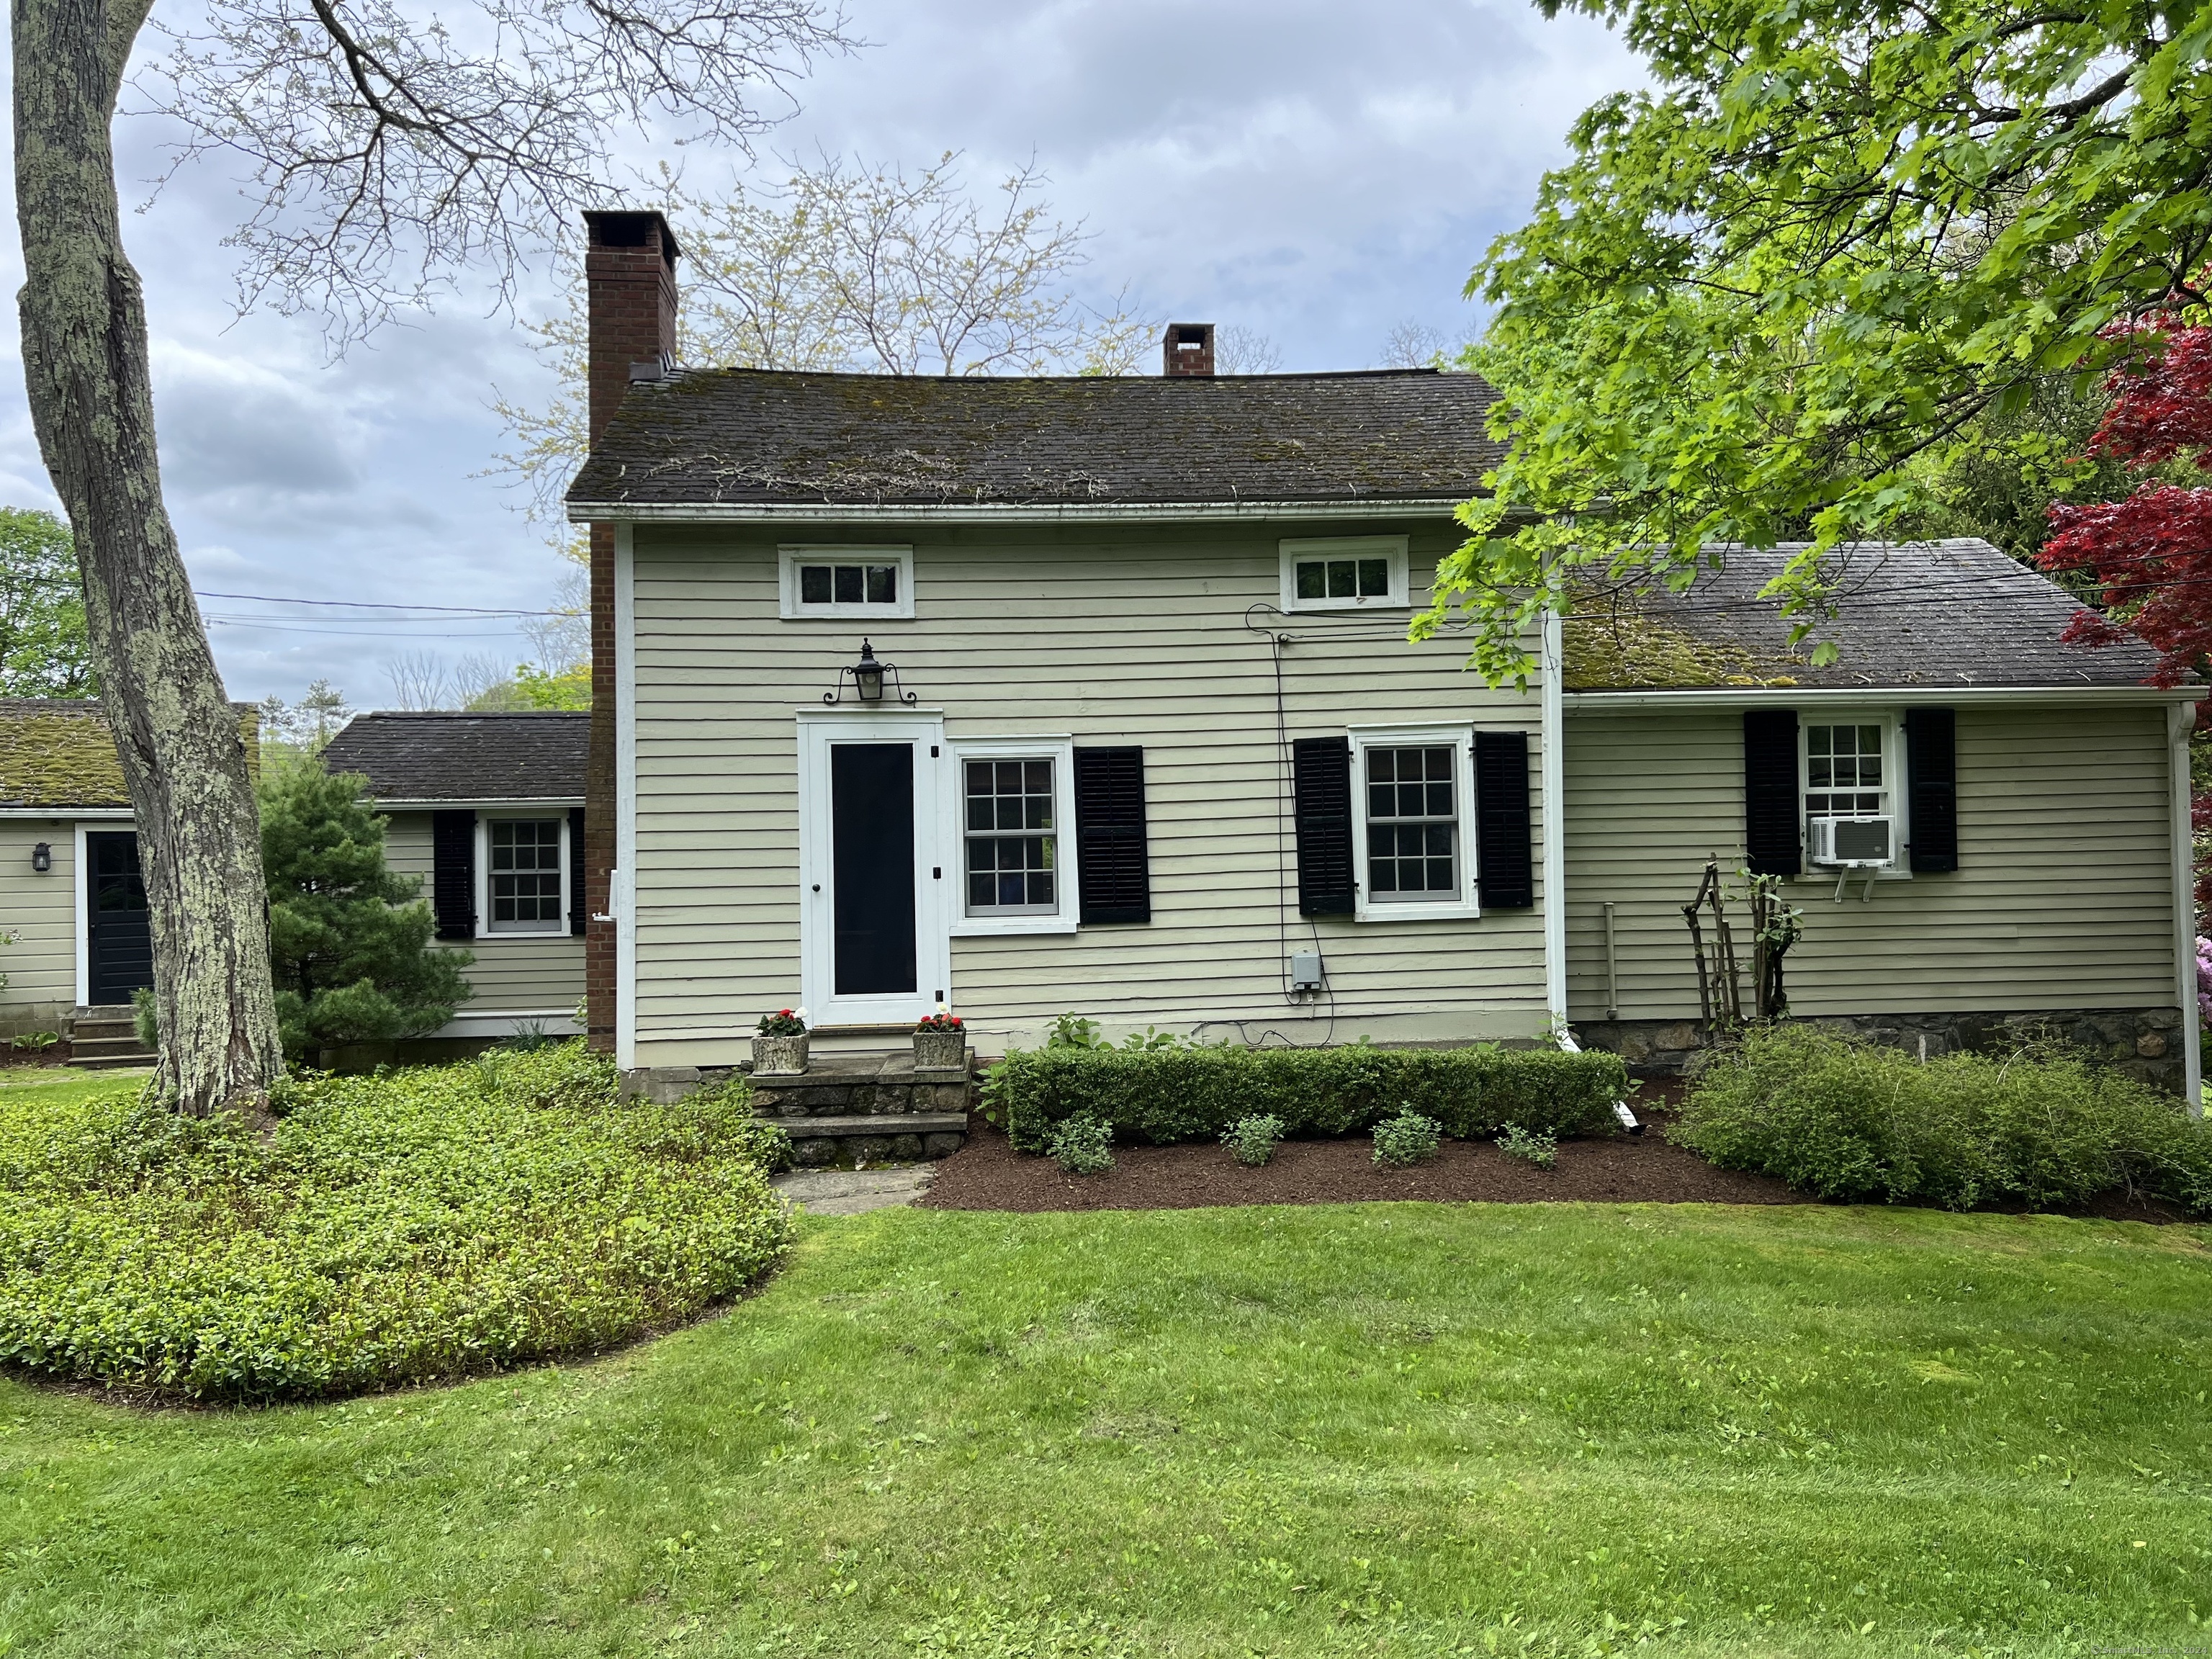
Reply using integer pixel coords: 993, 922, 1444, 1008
757, 1007, 809, 1037
1496, 1124, 1559, 1169
1372, 1111, 1443, 1169
1048, 1116, 1115, 1176
1220, 1113, 1285, 1166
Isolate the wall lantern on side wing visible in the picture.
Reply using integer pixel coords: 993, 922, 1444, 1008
824, 639, 917, 706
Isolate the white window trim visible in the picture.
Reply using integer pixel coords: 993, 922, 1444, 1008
1797, 711, 1912, 881
1347, 722, 1482, 922
945, 735, 1080, 937
475, 811, 572, 939
778, 544, 916, 621
1280, 535, 1411, 614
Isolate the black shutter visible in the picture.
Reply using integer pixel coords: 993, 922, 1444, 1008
1074, 747, 1151, 924
1473, 730, 1534, 908
1292, 736, 1355, 916
432, 809, 477, 940
569, 806, 588, 935
1743, 709, 1802, 876
1905, 707, 1959, 873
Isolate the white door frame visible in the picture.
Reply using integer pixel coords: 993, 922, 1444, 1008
796, 709, 951, 1026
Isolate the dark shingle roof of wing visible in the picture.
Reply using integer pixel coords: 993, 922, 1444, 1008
321, 712, 588, 802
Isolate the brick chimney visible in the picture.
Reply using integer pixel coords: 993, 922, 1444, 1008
1163, 322, 1215, 377
581, 209, 679, 1055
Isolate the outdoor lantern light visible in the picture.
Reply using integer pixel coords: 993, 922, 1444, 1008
853, 639, 886, 702
823, 639, 917, 706
30, 842, 50, 873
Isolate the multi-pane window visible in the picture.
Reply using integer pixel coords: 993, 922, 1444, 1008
488, 819, 563, 931
797, 561, 899, 607
965, 760, 1057, 914
1805, 724, 1887, 819
1364, 745, 1458, 901
1295, 555, 1390, 603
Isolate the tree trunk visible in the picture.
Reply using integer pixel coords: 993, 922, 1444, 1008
12, 0, 284, 1115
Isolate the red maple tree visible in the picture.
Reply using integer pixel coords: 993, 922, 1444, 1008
2041, 322, 2212, 687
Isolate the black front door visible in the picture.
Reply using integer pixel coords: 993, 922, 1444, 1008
831, 743, 917, 997
85, 830, 153, 1004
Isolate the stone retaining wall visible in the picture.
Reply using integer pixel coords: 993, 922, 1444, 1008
1574, 1007, 2188, 1092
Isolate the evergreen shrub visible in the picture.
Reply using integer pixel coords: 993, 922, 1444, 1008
0, 1041, 791, 1400
986, 1043, 1623, 1152
1674, 1025, 2212, 1213
1048, 1116, 1115, 1175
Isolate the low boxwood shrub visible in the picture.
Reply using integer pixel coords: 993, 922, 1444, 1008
0, 1041, 792, 1401
986, 1041, 1624, 1152
1673, 1025, 2212, 1214
1372, 1111, 1442, 1168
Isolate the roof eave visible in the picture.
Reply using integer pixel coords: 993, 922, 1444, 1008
565, 497, 1479, 525
1563, 683, 2203, 708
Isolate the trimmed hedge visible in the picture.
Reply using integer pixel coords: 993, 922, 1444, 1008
0, 1041, 791, 1401
986, 1043, 1625, 1151
1674, 1024, 2212, 1214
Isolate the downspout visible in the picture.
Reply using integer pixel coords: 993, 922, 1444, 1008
2168, 701, 2201, 1112
1541, 604, 1568, 1031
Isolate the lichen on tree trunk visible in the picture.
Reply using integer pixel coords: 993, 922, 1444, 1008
12, 0, 283, 1115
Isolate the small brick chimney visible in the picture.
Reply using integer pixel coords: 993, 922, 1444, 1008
581, 208, 679, 1055
1163, 322, 1215, 377
583, 210, 680, 442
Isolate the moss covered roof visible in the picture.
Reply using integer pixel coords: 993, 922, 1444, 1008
0, 700, 262, 810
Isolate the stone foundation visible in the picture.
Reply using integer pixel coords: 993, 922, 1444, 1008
1574, 1007, 2188, 1092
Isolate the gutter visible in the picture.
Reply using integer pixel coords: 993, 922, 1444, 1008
1565, 685, 2205, 710
566, 497, 1478, 526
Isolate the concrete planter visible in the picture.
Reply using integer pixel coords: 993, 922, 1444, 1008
912, 1029, 966, 1071
752, 1033, 810, 1075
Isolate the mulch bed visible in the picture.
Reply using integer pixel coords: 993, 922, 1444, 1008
920, 1112, 2195, 1224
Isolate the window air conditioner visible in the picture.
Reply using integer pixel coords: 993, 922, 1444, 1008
1807, 815, 1894, 868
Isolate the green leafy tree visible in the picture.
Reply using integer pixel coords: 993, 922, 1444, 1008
260, 765, 472, 1059
0, 507, 93, 696
1429, 0, 2212, 681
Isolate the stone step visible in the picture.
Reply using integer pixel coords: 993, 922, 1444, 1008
71, 1035, 153, 1061
71, 1019, 139, 1043
71, 1054, 155, 1071
762, 1111, 968, 1166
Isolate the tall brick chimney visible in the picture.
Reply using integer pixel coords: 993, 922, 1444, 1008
1163, 322, 1215, 377
582, 210, 679, 1054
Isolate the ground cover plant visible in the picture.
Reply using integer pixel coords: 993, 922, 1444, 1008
988, 1040, 1624, 1151
0, 1044, 790, 1401
1676, 1025, 2212, 1214
3, 1201, 2209, 1657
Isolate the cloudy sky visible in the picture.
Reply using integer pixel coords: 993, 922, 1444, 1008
0, 0, 1641, 708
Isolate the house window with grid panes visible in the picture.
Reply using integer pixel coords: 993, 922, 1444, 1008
1804, 724, 1889, 820
487, 819, 563, 931
1295, 554, 1390, 603
1364, 745, 1459, 900
799, 560, 899, 607
964, 759, 1058, 914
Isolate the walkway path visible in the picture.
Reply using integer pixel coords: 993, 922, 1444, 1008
771, 1164, 935, 1217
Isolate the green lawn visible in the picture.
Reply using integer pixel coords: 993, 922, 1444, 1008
4, 1196, 2209, 1656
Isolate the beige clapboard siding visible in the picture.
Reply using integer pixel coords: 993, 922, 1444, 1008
383, 811, 585, 1012
630, 521, 1550, 1064
1563, 703, 2179, 1019
0, 819, 81, 1022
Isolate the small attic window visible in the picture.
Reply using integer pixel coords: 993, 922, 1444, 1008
779, 546, 915, 621
1280, 536, 1411, 613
